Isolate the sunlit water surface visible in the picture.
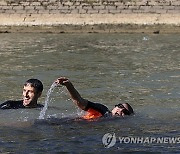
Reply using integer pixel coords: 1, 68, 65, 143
0, 33, 179, 153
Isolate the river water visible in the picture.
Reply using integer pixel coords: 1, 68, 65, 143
0, 33, 179, 153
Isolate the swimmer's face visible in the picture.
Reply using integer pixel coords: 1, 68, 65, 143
111, 104, 130, 117
111, 107, 126, 117
22, 84, 41, 107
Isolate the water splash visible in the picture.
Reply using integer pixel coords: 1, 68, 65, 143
39, 82, 57, 119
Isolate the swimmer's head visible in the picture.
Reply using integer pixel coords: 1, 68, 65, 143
22, 79, 43, 107
111, 103, 134, 117
24, 79, 43, 93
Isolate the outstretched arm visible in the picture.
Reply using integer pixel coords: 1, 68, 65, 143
55, 77, 88, 110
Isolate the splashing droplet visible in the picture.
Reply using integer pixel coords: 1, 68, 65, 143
39, 82, 57, 119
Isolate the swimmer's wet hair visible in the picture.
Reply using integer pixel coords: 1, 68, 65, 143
24, 79, 43, 93
115, 103, 134, 115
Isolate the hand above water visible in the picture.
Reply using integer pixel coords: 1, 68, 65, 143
55, 77, 69, 86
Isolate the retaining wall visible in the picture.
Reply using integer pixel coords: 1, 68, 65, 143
0, 0, 180, 33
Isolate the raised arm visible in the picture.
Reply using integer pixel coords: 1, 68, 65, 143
55, 77, 88, 110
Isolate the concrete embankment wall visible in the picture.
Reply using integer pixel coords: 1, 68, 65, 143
0, 0, 180, 33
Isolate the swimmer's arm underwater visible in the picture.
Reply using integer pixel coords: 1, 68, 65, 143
55, 77, 88, 110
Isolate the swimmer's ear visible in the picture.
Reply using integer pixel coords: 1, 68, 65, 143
37, 92, 42, 98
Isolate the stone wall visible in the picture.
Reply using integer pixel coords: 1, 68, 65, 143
0, 0, 180, 14
0, 0, 180, 33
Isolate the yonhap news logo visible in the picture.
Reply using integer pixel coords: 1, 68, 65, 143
102, 133, 180, 148
102, 133, 116, 148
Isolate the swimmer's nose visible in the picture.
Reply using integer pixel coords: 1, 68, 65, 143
23, 91, 28, 97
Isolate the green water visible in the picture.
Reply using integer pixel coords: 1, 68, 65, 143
0, 33, 179, 153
